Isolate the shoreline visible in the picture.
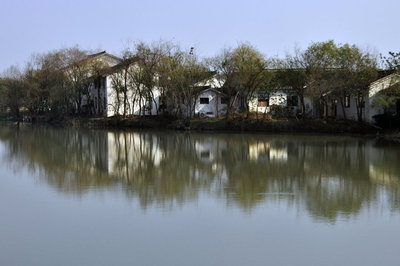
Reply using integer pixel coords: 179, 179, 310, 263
3, 116, 400, 142
81, 117, 383, 134
14, 115, 385, 133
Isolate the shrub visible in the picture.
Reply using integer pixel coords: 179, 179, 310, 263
373, 113, 400, 129
269, 105, 295, 119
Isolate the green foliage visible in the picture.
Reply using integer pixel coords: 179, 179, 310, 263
208, 43, 273, 118
372, 82, 400, 108
372, 93, 399, 108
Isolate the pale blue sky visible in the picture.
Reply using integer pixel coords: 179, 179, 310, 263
1, 0, 398, 71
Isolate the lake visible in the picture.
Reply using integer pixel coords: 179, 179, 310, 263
0, 125, 399, 266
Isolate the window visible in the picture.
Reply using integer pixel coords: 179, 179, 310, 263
200, 97, 209, 104
257, 92, 269, 107
200, 151, 210, 159
240, 97, 245, 108
287, 95, 298, 107
358, 95, 365, 108
344, 95, 350, 108
221, 97, 228, 104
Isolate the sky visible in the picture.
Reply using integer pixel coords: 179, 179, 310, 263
0, 0, 399, 71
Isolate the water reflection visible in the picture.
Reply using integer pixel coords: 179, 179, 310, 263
1, 125, 399, 221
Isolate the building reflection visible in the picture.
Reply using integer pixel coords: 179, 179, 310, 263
0, 125, 400, 221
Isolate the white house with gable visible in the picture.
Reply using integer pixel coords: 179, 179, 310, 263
71, 51, 122, 116
102, 58, 163, 117
193, 76, 229, 118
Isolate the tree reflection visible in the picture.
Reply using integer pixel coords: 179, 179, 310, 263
0, 125, 400, 221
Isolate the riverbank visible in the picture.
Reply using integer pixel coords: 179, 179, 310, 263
46, 116, 382, 135
3, 113, 396, 136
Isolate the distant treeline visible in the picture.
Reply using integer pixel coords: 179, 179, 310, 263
0, 40, 399, 121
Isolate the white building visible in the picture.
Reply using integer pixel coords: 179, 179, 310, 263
195, 88, 228, 118
77, 53, 163, 117
247, 73, 400, 123
71, 51, 122, 116
191, 76, 228, 118
248, 91, 314, 117
77, 53, 400, 123
334, 73, 400, 122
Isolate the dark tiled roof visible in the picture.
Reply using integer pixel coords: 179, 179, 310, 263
87, 51, 122, 62
102, 56, 140, 75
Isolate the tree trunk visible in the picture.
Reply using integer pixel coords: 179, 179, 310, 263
226, 92, 239, 120
76, 97, 82, 115
14, 106, 20, 119
123, 90, 128, 117
300, 94, 306, 119
97, 84, 101, 116
339, 96, 347, 120
356, 102, 363, 122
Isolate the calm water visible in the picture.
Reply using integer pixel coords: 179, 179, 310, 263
0, 125, 400, 266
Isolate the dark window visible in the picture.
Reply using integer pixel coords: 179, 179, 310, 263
345, 95, 350, 108
159, 95, 167, 110
221, 97, 228, 104
240, 97, 245, 108
287, 95, 298, 107
94, 78, 99, 88
258, 92, 269, 107
358, 95, 365, 108
200, 97, 209, 104
200, 151, 210, 159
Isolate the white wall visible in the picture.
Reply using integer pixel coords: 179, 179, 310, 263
195, 90, 227, 117
335, 74, 398, 123
106, 79, 162, 117
70, 53, 121, 116
336, 96, 363, 121
249, 91, 305, 114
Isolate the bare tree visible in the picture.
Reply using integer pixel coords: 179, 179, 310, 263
23, 51, 67, 116
62, 47, 92, 115
159, 46, 210, 118
0, 66, 26, 118
207, 48, 239, 119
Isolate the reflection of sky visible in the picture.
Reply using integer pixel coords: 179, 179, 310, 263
1, 127, 400, 222
1, 128, 400, 266
1, 161, 400, 266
